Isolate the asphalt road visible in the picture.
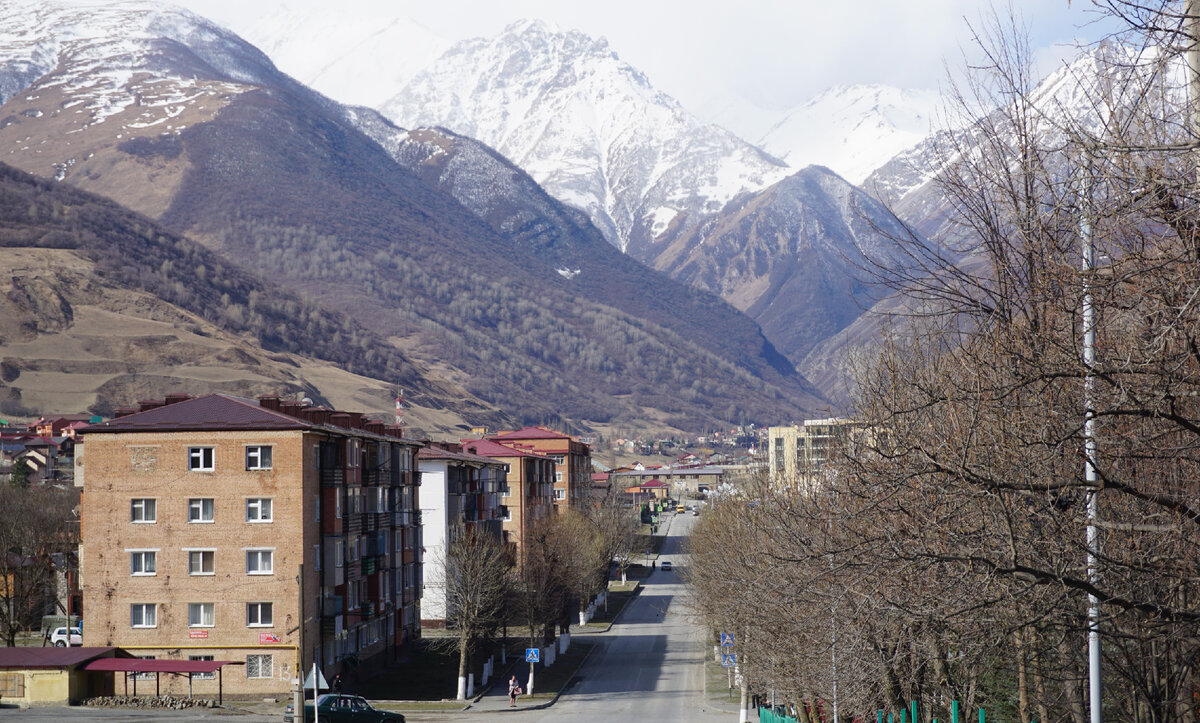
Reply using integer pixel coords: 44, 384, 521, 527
468, 508, 730, 722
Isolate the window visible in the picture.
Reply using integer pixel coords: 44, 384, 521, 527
246, 549, 273, 575
554, 488, 566, 500
334, 544, 344, 569
314, 544, 321, 571
187, 550, 215, 575
555, 471, 563, 483
501, 506, 511, 522
246, 498, 273, 522
188, 498, 214, 523
188, 603, 214, 627
129, 550, 157, 576
135, 655, 156, 680
501, 486, 511, 498
245, 445, 272, 470
188, 447, 214, 471
130, 603, 157, 628
247, 602, 273, 627
246, 654, 273, 679
347, 438, 360, 468
130, 498, 156, 523
189, 655, 214, 681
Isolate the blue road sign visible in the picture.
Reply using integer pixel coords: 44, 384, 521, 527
526, 648, 540, 663
722, 653, 737, 667
720, 633, 735, 646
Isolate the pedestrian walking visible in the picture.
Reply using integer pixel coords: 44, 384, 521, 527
332, 674, 343, 694
508, 675, 521, 707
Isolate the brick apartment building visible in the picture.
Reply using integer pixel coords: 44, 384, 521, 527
76, 393, 423, 696
485, 427, 591, 510
459, 439, 554, 564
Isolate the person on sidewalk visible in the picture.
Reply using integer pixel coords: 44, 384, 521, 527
508, 675, 521, 707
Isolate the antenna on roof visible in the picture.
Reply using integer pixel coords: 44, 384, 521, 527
394, 387, 406, 431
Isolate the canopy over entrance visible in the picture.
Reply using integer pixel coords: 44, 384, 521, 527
81, 657, 244, 704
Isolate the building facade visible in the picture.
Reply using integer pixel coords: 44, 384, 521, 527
767, 418, 856, 489
77, 393, 423, 696
485, 427, 591, 510
416, 444, 505, 627
459, 439, 554, 565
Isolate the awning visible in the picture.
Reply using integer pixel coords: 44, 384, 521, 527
82, 658, 242, 673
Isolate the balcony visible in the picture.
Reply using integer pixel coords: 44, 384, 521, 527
320, 468, 344, 487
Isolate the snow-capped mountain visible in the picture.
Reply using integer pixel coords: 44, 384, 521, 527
239, 3, 449, 109
0, 0, 826, 430
757, 84, 944, 185
652, 164, 924, 363
379, 19, 791, 259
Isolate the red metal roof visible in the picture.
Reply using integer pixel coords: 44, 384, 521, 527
639, 479, 668, 488
83, 658, 243, 673
0, 647, 123, 669
489, 426, 570, 440
460, 438, 551, 459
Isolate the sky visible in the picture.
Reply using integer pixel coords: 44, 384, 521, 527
168, 0, 1115, 122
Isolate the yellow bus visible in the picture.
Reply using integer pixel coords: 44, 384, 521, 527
676, 505, 686, 513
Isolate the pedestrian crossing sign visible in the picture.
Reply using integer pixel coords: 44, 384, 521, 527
720, 632, 734, 646
722, 653, 737, 667
526, 648, 540, 662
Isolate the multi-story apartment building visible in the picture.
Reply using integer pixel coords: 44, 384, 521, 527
416, 443, 505, 628
767, 418, 857, 490
459, 439, 554, 564
485, 427, 591, 510
76, 393, 423, 696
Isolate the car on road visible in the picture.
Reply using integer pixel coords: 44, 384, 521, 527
50, 627, 82, 646
660, 561, 672, 571
284, 694, 405, 722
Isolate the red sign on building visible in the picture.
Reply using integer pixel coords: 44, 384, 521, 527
188, 630, 208, 639
258, 632, 282, 644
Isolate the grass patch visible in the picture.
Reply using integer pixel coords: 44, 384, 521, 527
584, 583, 639, 628
356, 639, 468, 701
705, 656, 740, 706
519, 641, 595, 699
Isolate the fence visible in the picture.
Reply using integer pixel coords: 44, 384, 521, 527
757, 700, 991, 723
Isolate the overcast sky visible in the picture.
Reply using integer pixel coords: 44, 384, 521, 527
170, 0, 1114, 116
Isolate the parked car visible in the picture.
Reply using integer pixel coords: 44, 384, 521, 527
284, 694, 405, 723
661, 561, 673, 571
50, 627, 82, 646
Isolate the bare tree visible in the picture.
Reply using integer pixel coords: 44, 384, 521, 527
0, 485, 77, 646
441, 528, 511, 700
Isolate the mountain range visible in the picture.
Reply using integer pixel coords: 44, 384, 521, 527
0, 0, 826, 434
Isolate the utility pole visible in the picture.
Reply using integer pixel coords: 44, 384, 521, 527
1081, 151, 1101, 723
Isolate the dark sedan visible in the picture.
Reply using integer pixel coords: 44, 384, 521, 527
284, 694, 405, 723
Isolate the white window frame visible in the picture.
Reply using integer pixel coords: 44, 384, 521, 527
245, 445, 273, 471
314, 544, 321, 571
501, 506, 512, 522
555, 471, 564, 483
553, 488, 566, 500
188, 498, 215, 523
130, 498, 156, 523
334, 544, 344, 569
186, 549, 215, 576
246, 498, 273, 523
130, 603, 157, 628
246, 654, 273, 679
188, 602, 215, 628
128, 549, 157, 576
188, 446, 214, 471
245, 548, 274, 575
246, 602, 273, 627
